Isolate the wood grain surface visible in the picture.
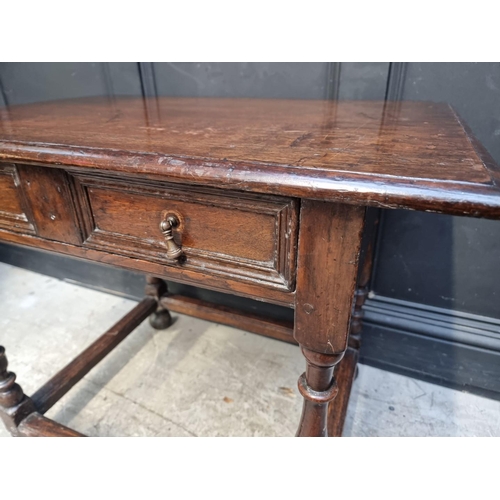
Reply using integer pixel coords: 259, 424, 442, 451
294, 201, 366, 354
1, 97, 499, 217
0, 164, 35, 234
0, 229, 295, 307
71, 173, 298, 292
17, 413, 85, 437
160, 294, 296, 344
16, 165, 82, 244
31, 297, 157, 415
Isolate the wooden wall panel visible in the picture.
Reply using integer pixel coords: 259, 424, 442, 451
373, 63, 500, 320
0, 62, 142, 105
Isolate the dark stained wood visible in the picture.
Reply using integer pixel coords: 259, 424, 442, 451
160, 294, 296, 344
296, 348, 343, 437
451, 107, 500, 188
161, 295, 368, 437
294, 201, 365, 436
145, 276, 172, 330
154, 291, 364, 437
0, 229, 295, 307
1, 98, 500, 217
0, 164, 35, 234
348, 209, 381, 349
294, 201, 366, 354
71, 172, 298, 292
323, 289, 367, 438
160, 290, 362, 437
144, 275, 168, 302
160, 289, 367, 437
327, 208, 381, 436
17, 412, 85, 437
16, 165, 82, 244
1, 96, 499, 437
0, 98, 491, 181
326, 347, 359, 437
0, 168, 24, 215
159, 290, 365, 437
31, 297, 157, 415
0, 346, 36, 435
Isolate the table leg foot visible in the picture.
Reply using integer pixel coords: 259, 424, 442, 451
149, 309, 173, 330
296, 346, 344, 437
145, 276, 173, 330
0, 346, 36, 436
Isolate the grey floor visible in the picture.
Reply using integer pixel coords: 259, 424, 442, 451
1, 262, 499, 437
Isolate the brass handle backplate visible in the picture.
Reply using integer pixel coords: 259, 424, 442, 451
160, 215, 183, 261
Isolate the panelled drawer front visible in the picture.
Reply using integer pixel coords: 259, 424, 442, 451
73, 175, 298, 292
0, 164, 35, 234
16, 165, 82, 245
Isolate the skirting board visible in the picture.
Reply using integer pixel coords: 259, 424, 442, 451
361, 295, 500, 401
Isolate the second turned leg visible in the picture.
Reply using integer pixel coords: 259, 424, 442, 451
145, 276, 173, 330
325, 288, 367, 436
327, 207, 380, 436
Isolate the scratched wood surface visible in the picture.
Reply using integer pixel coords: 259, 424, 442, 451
1, 97, 499, 217
0, 165, 35, 234
294, 201, 366, 354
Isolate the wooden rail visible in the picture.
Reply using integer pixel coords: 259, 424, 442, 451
17, 413, 85, 437
161, 294, 296, 345
31, 297, 157, 415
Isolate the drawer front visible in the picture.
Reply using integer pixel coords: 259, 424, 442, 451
73, 175, 298, 292
16, 165, 82, 245
0, 164, 35, 234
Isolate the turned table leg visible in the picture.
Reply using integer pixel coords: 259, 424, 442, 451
145, 276, 173, 330
326, 283, 369, 436
0, 346, 36, 436
294, 200, 365, 437
296, 348, 343, 436
327, 207, 380, 436
2, 297, 157, 437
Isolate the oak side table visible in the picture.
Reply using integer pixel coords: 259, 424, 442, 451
0, 98, 499, 437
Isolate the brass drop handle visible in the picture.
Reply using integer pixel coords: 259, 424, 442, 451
160, 215, 183, 261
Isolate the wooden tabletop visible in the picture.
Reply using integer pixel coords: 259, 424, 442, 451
1, 97, 499, 218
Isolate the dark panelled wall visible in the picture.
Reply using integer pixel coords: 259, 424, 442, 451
1, 63, 499, 398
375, 63, 500, 318
360, 63, 500, 399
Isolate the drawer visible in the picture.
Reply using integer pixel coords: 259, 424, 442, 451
72, 174, 299, 292
0, 164, 35, 234
0, 164, 82, 244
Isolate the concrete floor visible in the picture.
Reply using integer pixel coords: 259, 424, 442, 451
1, 262, 499, 437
